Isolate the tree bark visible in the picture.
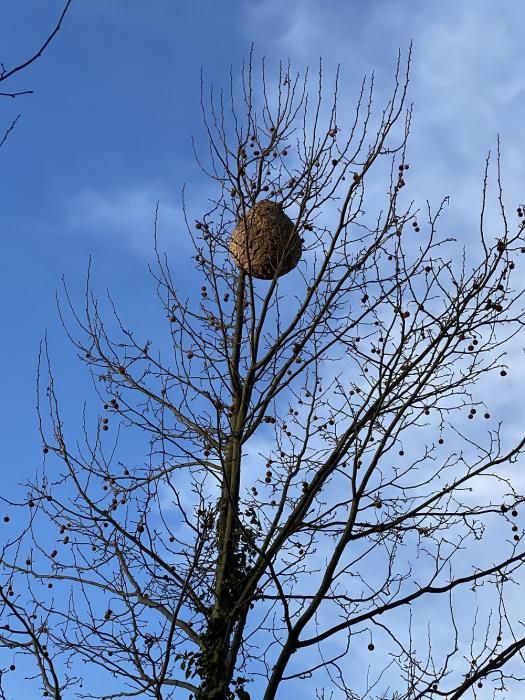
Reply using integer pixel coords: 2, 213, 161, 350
196, 273, 247, 700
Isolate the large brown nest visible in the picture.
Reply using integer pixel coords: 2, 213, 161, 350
228, 199, 302, 280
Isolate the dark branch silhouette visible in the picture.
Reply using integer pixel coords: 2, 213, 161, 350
2, 46, 525, 700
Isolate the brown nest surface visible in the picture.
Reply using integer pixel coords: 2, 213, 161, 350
229, 199, 302, 279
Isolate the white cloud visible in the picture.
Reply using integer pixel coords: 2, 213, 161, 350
65, 185, 187, 256
232, 2, 525, 695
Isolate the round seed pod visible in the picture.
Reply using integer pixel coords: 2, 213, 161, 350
229, 199, 302, 279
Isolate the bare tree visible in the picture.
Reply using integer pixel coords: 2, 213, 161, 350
0, 2, 73, 696
0, 0, 73, 149
2, 46, 525, 700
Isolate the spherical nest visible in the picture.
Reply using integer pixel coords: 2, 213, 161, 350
228, 199, 302, 280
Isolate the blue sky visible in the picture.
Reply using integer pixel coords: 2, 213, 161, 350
2, 0, 525, 697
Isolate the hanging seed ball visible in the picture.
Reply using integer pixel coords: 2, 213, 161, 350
229, 200, 302, 280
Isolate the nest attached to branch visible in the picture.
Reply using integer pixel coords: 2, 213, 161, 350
228, 199, 302, 280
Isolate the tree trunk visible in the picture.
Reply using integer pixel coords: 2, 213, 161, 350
196, 273, 247, 699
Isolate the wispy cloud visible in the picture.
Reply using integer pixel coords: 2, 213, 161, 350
64, 185, 187, 256
233, 2, 525, 694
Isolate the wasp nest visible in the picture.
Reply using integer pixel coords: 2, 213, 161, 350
229, 199, 302, 279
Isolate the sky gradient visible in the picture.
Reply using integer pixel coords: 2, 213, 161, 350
2, 1, 525, 697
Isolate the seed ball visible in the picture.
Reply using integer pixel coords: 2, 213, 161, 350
3, 516, 9, 523
48, 583, 53, 588
9, 665, 15, 671
514, 534, 520, 541
512, 510, 518, 517
438, 438, 444, 445
484, 413, 490, 419
368, 643, 374, 651
43, 446, 49, 454
500, 370, 507, 377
